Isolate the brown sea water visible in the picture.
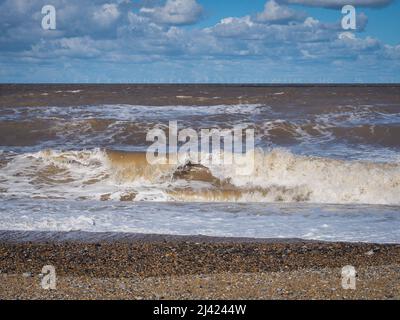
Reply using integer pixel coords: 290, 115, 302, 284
0, 84, 399, 242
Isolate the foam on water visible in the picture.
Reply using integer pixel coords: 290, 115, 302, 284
0, 104, 264, 121
0, 200, 399, 243
1, 148, 400, 205
1, 103, 399, 162
1, 102, 399, 242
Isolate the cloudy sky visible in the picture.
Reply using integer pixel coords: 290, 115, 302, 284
0, 0, 399, 83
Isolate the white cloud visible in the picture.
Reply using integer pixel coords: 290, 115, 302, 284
303, 17, 319, 27
140, 0, 203, 25
301, 49, 317, 58
0, 0, 398, 83
339, 32, 357, 40
384, 44, 400, 59
255, 0, 306, 23
336, 35, 380, 51
277, 0, 393, 8
208, 16, 258, 38
92, 3, 121, 27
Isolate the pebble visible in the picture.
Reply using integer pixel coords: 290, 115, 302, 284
0, 235, 398, 299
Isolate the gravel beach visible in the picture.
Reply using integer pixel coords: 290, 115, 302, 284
0, 231, 399, 300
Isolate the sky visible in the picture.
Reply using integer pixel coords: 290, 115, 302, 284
0, 0, 399, 83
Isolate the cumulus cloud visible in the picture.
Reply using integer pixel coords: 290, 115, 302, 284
277, 0, 394, 9
255, 0, 306, 24
0, 0, 398, 82
336, 34, 381, 51
0, 0, 135, 51
383, 44, 400, 60
92, 3, 121, 28
207, 16, 258, 39
30, 36, 105, 59
0, 0, 385, 61
140, 0, 203, 25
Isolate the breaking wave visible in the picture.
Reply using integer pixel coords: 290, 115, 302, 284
1, 148, 399, 205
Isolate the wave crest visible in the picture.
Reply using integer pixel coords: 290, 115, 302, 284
0, 148, 399, 205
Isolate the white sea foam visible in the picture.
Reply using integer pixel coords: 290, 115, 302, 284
1, 148, 400, 205
206, 148, 400, 205
0, 200, 399, 243
0, 104, 264, 121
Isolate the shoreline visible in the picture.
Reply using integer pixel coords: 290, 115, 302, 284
0, 230, 399, 299
0, 230, 321, 244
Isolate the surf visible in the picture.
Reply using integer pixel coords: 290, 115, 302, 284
1, 148, 399, 205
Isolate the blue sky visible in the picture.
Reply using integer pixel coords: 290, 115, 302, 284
0, 0, 399, 83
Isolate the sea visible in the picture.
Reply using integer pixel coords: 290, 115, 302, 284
0, 84, 399, 243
